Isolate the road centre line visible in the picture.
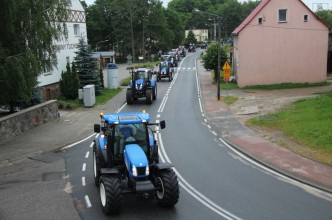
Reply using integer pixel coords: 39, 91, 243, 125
82, 176, 86, 186
82, 163, 86, 172
85, 151, 90, 158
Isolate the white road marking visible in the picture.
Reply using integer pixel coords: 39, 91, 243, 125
85, 195, 92, 208
82, 176, 86, 186
82, 163, 86, 172
85, 151, 90, 158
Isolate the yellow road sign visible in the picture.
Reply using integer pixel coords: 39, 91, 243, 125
222, 61, 231, 80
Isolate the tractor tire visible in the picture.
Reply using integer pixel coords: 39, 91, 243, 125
93, 150, 101, 187
126, 89, 133, 105
146, 89, 153, 104
155, 169, 179, 207
99, 176, 123, 215
153, 85, 157, 100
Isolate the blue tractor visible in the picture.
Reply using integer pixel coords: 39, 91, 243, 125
157, 59, 174, 82
126, 68, 157, 105
93, 112, 180, 215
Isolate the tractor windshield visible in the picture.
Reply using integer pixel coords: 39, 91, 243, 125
135, 71, 148, 80
114, 123, 149, 156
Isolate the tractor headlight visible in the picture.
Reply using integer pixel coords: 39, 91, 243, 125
132, 165, 137, 177
145, 165, 149, 175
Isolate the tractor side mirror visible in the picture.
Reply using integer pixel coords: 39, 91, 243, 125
159, 120, 166, 129
94, 124, 101, 133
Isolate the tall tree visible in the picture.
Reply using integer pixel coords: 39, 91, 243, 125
74, 38, 103, 95
0, 0, 69, 112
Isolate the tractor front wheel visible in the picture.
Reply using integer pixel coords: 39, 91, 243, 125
153, 85, 157, 100
146, 89, 152, 104
99, 176, 123, 215
93, 150, 100, 187
126, 89, 133, 105
155, 169, 179, 207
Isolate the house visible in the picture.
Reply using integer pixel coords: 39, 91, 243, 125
185, 29, 209, 42
92, 51, 116, 69
37, 0, 87, 100
232, 0, 330, 87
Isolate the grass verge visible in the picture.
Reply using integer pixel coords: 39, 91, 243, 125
58, 87, 123, 110
247, 89, 332, 166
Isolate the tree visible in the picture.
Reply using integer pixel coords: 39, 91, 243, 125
315, 10, 332, 27
185, 30, 197, 46
0, 0, 69, 112
60, 62, 80, 100
201, 42, 228, 82
74, 37, 103, 95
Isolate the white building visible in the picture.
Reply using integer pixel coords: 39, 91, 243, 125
37, 0, 87, 100
185, 29, 209, 42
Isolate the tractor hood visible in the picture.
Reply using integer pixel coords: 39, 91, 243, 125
135, 78, 145, 90
161, 66, 167, 74
124, 144, 149, 178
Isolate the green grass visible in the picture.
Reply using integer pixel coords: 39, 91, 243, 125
243, 82, 331, 90
58, 87, 123, 110
247, 90, 332, 164
221, 96, 238, 105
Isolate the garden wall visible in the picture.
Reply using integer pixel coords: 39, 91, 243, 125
0, 100, 59, 141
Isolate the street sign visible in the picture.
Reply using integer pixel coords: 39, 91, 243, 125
222, 61, 231, 81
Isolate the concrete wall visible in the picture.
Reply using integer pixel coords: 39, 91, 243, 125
0, 100, 59, 141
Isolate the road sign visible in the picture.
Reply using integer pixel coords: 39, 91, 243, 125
222, 61, 231, 81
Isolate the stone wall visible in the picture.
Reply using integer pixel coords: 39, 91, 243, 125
0, 100, 59, 141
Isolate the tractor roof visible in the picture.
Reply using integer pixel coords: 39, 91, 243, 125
101, 112, 150, 124
134, 68, 151, 72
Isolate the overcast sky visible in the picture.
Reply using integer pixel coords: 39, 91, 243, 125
83, 0, 332, 11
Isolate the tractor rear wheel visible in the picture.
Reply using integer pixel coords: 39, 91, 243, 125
155, 170, 179, 207
146, 89, 152, 104
126, 89, 133, 105
99, 176, 123, 215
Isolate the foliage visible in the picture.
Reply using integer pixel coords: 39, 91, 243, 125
201, 42, 228, 82
315, 10, 332, 27
74, 37, 103, 95
185, 30, 197, 45
0, 0, 69, 112
84, 0, 261, 62
60, 62, 80, 100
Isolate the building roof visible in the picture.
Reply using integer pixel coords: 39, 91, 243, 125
91, 51, 115, 59
232, 0, 330, 36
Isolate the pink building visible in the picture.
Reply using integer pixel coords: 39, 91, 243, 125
232, 0, 330, 87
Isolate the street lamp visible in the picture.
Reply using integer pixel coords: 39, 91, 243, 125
95, 40, 109, 52
195, 9, 221, 100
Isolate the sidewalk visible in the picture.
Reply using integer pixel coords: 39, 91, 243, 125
0, 61, 332, 193
196, 59, 332, 193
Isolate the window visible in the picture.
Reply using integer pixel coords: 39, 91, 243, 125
278, 9, 288, 23
304, 15, 308, 22
258, 17, 263, 24
74, 24, 80, 36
